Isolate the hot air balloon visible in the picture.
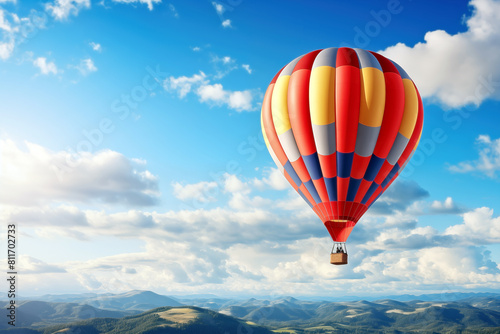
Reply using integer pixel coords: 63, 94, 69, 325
261, 47, 423, 265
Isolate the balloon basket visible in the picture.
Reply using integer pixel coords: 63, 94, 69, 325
330, 252, 348, 265
331, 242, 348, 265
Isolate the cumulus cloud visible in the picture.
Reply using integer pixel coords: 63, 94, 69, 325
355, 246, 500, 288
164, 71, 256, 111
33, 57, 58, 75
20, 256, 67, 274
7, 205, 89, 227
361, 225, 456, 251
445, 207, 500, 244
73, 57, 97, 75
197, 83, 253, 111
111, 0, 161, 11
172, 181, 218, 203
0, 9, 48, 60
45, 0, 91, 20
212, 2, 225, 15
0, 37, 14, 60
0, 140, 160, 206
89, 41, 101, 52
449, 134, 500, 177
164, 71, 208, 98
223, 173, 251, 194
380, 0, 500, 108
429, 197, 464, 214
210, 55, 241, 79
0, 9, 13, 31
252, 167, 289, 191
242, 64, 252, 74
211, 2, 233, 28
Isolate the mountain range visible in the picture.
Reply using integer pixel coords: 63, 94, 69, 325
2, 290, 500, 333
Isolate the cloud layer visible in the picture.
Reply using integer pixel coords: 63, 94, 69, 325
4, 161, 498, 296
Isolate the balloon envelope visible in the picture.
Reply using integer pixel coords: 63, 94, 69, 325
261, 47, 423, 243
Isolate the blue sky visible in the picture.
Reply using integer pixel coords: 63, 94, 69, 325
1, 0, 500, 298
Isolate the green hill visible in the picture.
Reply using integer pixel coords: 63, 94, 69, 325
36, 306, 273, 334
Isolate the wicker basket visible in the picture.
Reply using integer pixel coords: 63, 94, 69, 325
330, 252, 348, 265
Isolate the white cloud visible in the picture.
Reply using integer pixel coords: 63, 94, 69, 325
89, 41, 102, 52
430, 197, 460, 213
45, 0, 91, 20
197, 83, 226, 102
211, 55, 238, 79
172, 181, 218, 203
197, 83, 254, 111
33, 57, 58, 75
0, 9, 12, 31
163, 71, 207, 98
355, 246, 499, 288
20, 256, 67, 274
222, 19, 231, 28
0, 9, 48, 61
223, 173, 251, 194
242, 64, 252, 74
212, 1, 224, 15
0, 140, 160, 206
380, 0, 500, 108
402, 197, 464, 216
0, 37, 14, 60
445, 207, 500, 244
8, 205, 89, 227
168, 3, 178, 17
73, 58, 97, 75
192, 46, 201, 52
449, 134, 500, 177
253, 168, 289, 191
111, 0, 161, 11
164, 71, 256, 111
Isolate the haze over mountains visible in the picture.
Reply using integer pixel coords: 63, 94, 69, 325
2, 290, 500, 333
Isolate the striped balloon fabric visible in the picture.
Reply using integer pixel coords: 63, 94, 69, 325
261, 47, 423, 243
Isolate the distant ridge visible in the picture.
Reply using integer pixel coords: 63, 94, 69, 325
84, 290, 183, 311
27, 290, 183, 311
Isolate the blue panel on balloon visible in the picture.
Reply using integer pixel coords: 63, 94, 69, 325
284, 161, 302, 187
364, 155, 385, 181
302, 152, 323, 180
324, 177, 337, 202
304, 179, 321, 204
337, 152, 354, 178
346, 177, 362, 202
381, 164, 400, 188
369, 192, 383, 208
362, 182, 379, 204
